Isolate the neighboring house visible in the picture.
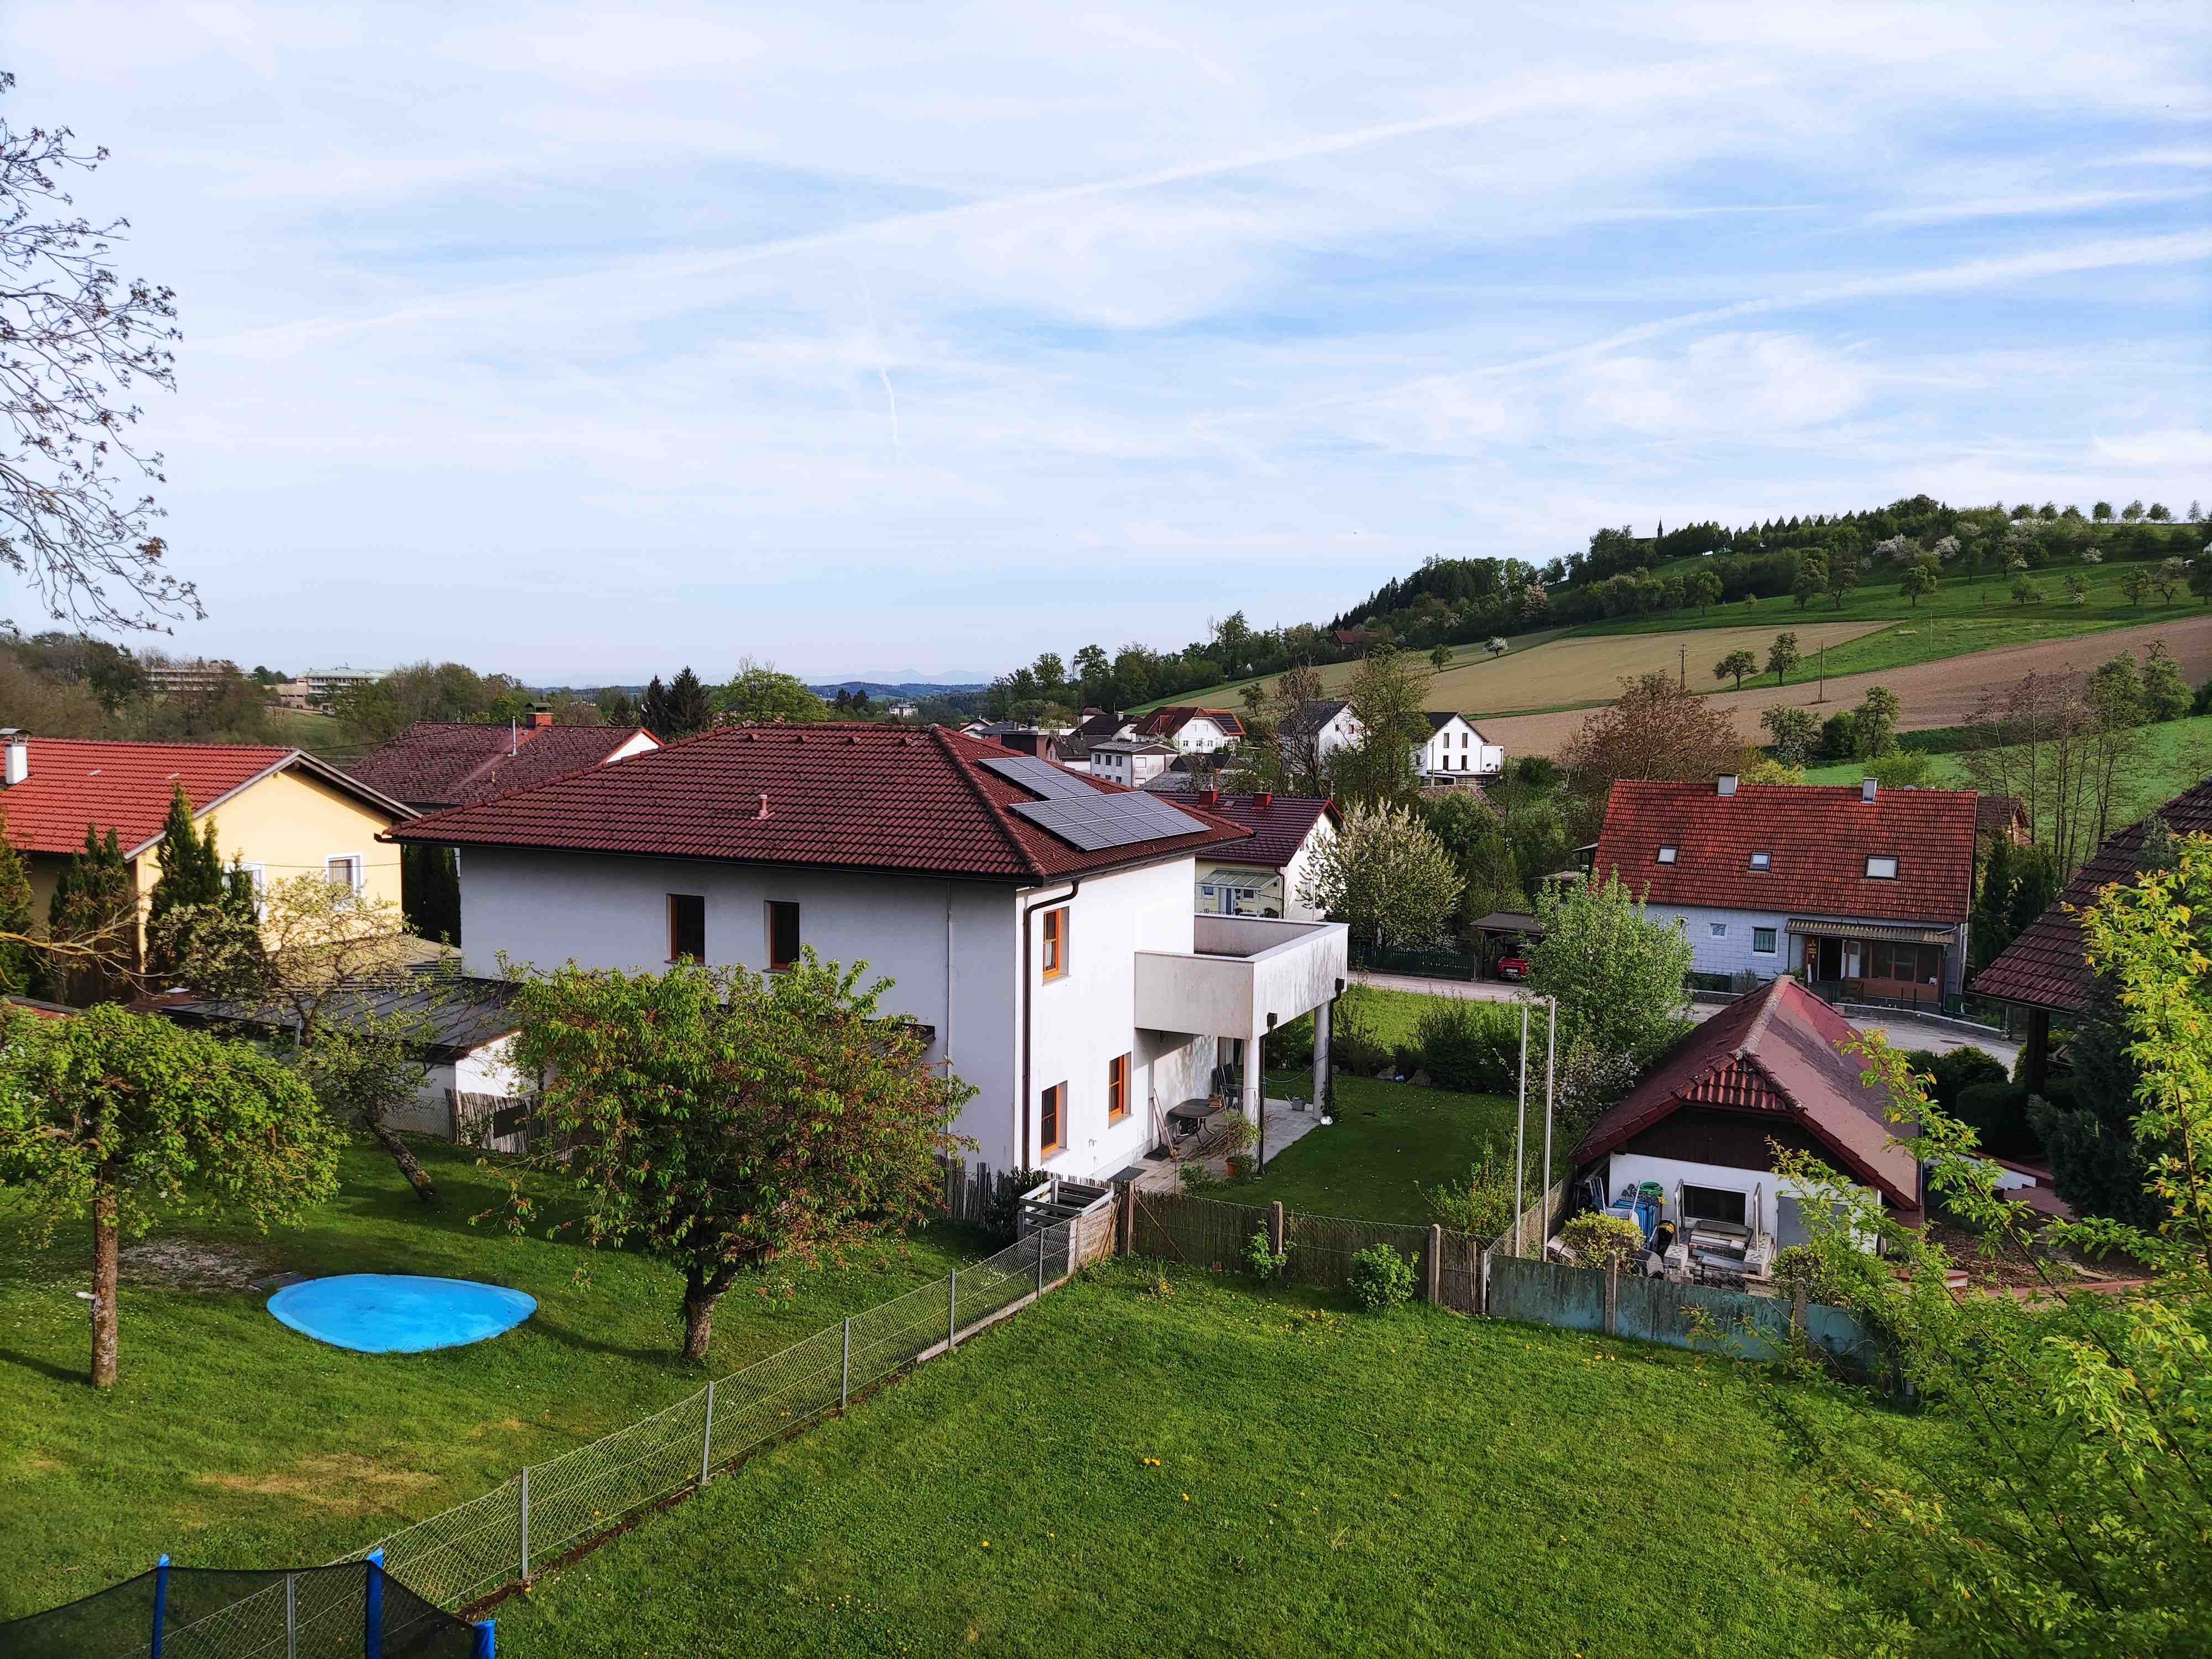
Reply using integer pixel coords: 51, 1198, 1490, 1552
155, 972, 529, 1145
1075, 708, 1132, 741
140, 658, 242, 698
1975, 794, 2031, 847
1572, 975, 1924, 1256
1128, 707, 1244, 754
1089, 738, 1178, 789
386, 726, 1350, 1177
1416, 712, 1504, 778
1974, 774, 2212, 1089
1592, 776, 1980, 1002
1186, 793, 1339, 921
351, 713, 660, 812
1048, 733, 1094, 773
1331, 627, 1381, 651
1279, 698, 1364, 767
0, 732, 415, 951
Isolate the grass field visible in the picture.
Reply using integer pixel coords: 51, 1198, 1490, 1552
1136, 556, 2206, 718
1234, 1074, 1528, 1225
1803, 712, 2212, 802
0, 1140, 985, 1618
500, 1257, 1924, 1658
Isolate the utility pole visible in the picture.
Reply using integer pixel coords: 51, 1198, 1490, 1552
1512, 1000, 1529, 1256
1678, 644, 1687, 690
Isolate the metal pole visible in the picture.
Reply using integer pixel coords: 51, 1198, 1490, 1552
151, 1554, 169, 1659
364, 1549, 385, 1659
518, 1467, 530, 1582
1513, 1001, 1528, 1256
700, 1380, 716, 1485
1037, 1227, 1047, 1295
1541, 995, 1557, 1250
285, 1573, 298, 1659
841, 1317, 852, 1410
947, 1270, 958, 1352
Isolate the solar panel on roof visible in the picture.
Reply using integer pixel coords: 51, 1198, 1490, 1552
977, 754, 1094, 800
1012, 791, 1207, 852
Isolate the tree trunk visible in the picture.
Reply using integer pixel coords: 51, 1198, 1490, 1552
91, 1188, 119, 1391
681, 1281, 725, 1363
367, 1117, 438, 1204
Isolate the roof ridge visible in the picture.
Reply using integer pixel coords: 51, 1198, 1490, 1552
931, 727, 1048, 882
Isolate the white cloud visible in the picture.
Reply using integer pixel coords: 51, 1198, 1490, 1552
2092, 429, 2212, 469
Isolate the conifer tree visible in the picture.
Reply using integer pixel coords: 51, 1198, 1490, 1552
145, 785, 226, 978
0, 810, 36, 995
48, 825, 135, 1004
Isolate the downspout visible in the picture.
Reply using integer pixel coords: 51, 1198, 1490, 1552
943, 884, 955, 1077
1018, 878, 1081, 1169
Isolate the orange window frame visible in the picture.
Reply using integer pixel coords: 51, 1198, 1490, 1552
1040, 1082, 1065, 1156
1107, 1053, 1129, 1123
1041, 906, 1069, 981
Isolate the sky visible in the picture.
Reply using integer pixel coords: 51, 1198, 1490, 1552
4, 2, 2209, 685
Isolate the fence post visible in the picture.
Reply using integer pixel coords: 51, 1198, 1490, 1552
1115, 1181, 1134, 1256
364, 1548, 385, 1659
947, 1270, 958, 1352
150, 1554, 169, 1659
518, 1466, 530, 1582
1604, 1261, 1619, 1337
471, 1620, 497, 1659
1269, 1201, 1285, 1260
285, 1572, 298, 1659
700, 1379, 716, 1485
841, 1317, 852, 1410
1476, 1246, 1488, 1317
1036, 1227, 1048, 1296
1426, 1224, 1442, 1304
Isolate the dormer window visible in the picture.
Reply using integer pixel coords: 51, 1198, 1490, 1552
1656, 845, 1679, 864
1749, 851, 1771, 871
1866, 855, 1899, 879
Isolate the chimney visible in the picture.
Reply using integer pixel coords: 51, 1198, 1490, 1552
1201, 788, 1219, 806
1861, 778, 1878, 804
1716, 774, 1738, 797
756, 792, 770, 820
1, 731, 23, 788
1255, 791, 1273, 811
529, 707, 555, 731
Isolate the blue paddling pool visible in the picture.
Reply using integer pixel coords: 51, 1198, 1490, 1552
268, 1275, 536, 1354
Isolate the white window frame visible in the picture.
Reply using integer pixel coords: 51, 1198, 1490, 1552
325, 853, 365, 898
238, 862, 268, 918
1748, 851, 1771, 871
1866, 855, 1900, 879
1752, 927, 1777, 954
1708, 921, 1728, 939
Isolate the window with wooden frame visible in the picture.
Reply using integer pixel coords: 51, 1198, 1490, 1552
1040, 1082, 1065, 1156
1107, 1053, 1129, 1123
1040, 906, 1069, 980
766, 900, 801, 971
668, 893, 706, 961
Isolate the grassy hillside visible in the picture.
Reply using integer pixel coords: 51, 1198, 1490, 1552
1803, 713, 2212, 801
1137, 559, 2205, 719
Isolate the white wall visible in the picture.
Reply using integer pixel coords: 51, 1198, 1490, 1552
1172, 718, 1233, 754
1604, 1151, 1879, 1250
1279, 816, 1334, 922
1024, 858, 1197, 1178
457, 848, 1021, 1165
1641, 901, 1968, 994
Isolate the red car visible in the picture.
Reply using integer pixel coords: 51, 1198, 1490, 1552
1494, 953, 1530, 982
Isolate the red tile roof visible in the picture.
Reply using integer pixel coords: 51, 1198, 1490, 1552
388, 724, 1253, 881
1187, 795, 1337, 868
351, 722, 658, 808
1130, 706, 1245, 742
1592, 780, 1978, 925
1973, 773, 2212, 1013
1573, 977, 1921, 1213
0, 738, 406, 858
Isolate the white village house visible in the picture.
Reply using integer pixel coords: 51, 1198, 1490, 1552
1592, 776, 1981, 1003
388, 726, 1349, 1178
1279, 698, 1504, 780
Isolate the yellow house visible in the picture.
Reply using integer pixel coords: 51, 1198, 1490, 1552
0, 732, 414, 951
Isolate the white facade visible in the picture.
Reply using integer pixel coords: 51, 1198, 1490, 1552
453, 845, 1346, 1180
1165, 716, 1236, 754
602, 729, 662, 764
1307, 705, 1365, 761
391, 1035, 529, 1138
1417, 714, 1504, 778
1089, 743, 1175, 788
1602, 1151, 1879, 1250
1196, 812, 1337, 923
1640, 900, 1969, 997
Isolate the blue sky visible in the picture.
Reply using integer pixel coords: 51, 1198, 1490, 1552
5, 2, 2208, 683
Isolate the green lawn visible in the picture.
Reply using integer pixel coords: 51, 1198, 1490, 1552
502, 1258, 1922, 1658
1802, 712, 2212, 803
0, 1139, 985, 1618
1238, 1073, 1538, 1225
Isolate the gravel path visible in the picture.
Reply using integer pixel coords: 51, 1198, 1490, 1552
1481, 613, 2212, 757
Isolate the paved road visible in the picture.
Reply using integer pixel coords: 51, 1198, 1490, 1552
1352, 969, 2020, 1066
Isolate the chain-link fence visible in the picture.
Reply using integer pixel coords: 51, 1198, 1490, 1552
0, 1558, 484, 1659
1128, 1190, 1482, 1313
351, 1217, 1088, 1611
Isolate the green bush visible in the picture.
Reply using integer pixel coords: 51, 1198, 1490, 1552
1244, 1226, 1290, 1280
1423, 1138, 1527, 1238
1411, 999, 1521, 1094
1953, 1077, 2062, 1160
1267, 1009, 1316, 1072
1347, 1243, 1417, 1312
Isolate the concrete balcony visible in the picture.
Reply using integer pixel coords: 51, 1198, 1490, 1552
1133, 915, 1350, 1039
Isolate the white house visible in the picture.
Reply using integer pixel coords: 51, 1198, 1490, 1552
1186, 792, 1340, 922
1279, 699, 1365, 766
389, 726, 1349, 1179
1416, 712, 1504, 779
1128, 706, 1244, 754
1088, 738, 1177, 789
1592, 776, 1980, 1003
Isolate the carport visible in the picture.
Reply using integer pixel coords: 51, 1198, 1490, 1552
1470, 911, 1543, 979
